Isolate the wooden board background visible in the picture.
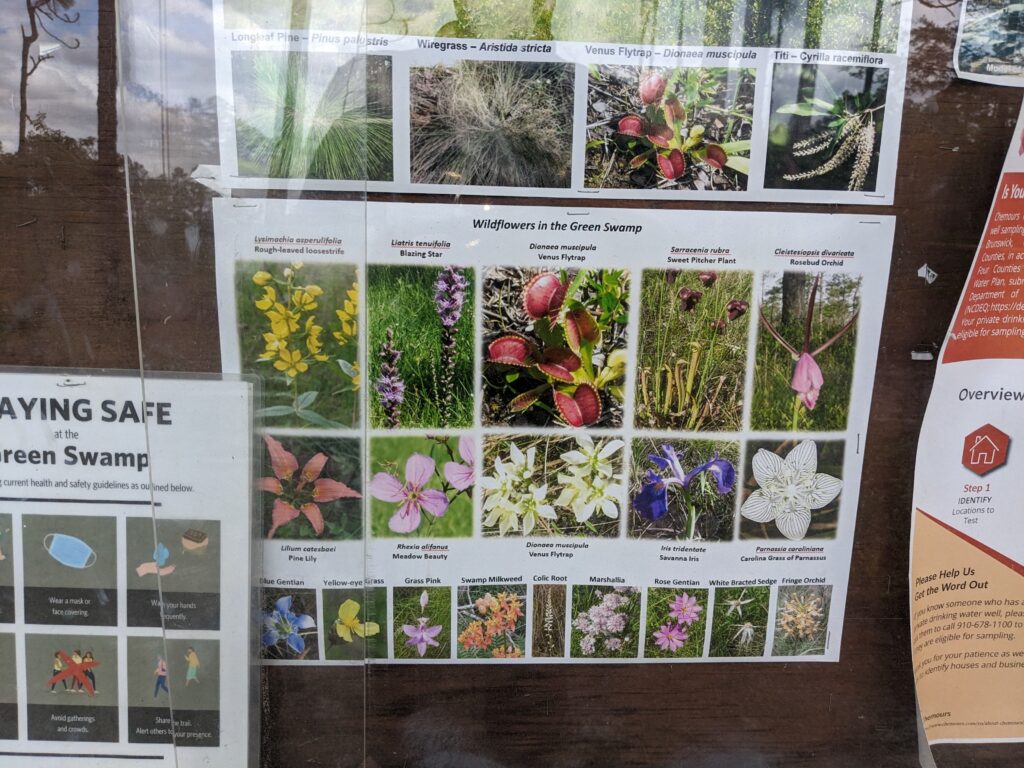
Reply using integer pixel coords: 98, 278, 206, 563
1, 0, 1022, 765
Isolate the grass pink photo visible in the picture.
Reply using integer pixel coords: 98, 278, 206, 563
393, 587, 451, 660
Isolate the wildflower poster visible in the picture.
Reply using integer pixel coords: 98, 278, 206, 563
911, 102, 1024, 744
207, 0, 913, 205
0, 371, 254, 765
214, 198, 894, 664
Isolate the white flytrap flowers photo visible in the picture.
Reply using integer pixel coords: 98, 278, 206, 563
481, 435, 625, 537
740, 439, 843, 541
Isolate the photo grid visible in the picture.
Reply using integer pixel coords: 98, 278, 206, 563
215, 200, 886, 665
213, 0, 912, 203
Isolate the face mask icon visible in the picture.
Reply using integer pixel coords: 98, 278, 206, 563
44, 533, 97, 569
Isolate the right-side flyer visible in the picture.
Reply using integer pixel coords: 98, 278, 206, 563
912, 102, 1024, 744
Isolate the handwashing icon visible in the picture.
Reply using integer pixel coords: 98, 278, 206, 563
44, 533, 97, 569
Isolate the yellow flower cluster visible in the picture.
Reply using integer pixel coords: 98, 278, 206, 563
334, 283, 359, 346
252, 264, 328, 379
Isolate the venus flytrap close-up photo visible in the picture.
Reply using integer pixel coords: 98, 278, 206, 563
483, 267, 629, 428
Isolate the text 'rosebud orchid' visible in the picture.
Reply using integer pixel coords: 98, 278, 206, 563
370, 453, 449, 534
259, 435, 362, 539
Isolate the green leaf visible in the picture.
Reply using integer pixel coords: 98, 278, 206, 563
255, 405, 296, 418
777, 102, 833, 117
296, 390, 318, 409
716, 139, 751, 154
505, 371, 520, 383
725, 155, 750, 175
586, 139, 604, 150
809, 96, 838, 111
297, 409, 345, 429
337, 359, 357, 378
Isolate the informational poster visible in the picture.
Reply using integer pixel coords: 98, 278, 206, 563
954, 0, 1024, 87
0, 371, 255, 766
209, 0, 912, 204
215, 197, 895, 664
912, 104, 1024, 743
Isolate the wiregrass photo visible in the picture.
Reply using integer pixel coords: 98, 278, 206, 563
752, 271, 861, 431
481, 435, 625, 538
369, 436, 474, 537
456, 585, 527, 659
629, 439, 739, 541
708, 586, 769, 657
635, 269, 751, 430
369, 265, 474, 428
766, 63, 887, 192
236, 260, 360, 429
410, 61, 574, 188
232, 51, 393, 181
483, 267, 629, 428
644, 588, 709, 658
586, 66, 754, 192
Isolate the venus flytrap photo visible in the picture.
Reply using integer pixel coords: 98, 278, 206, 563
483, 267, 629, 428
481, 435, 624, 538
586, 65, 753, 191
238, 261, 360, 428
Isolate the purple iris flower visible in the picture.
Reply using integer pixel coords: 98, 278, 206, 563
632, 469, 669, 521
632, 446, 736, 521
